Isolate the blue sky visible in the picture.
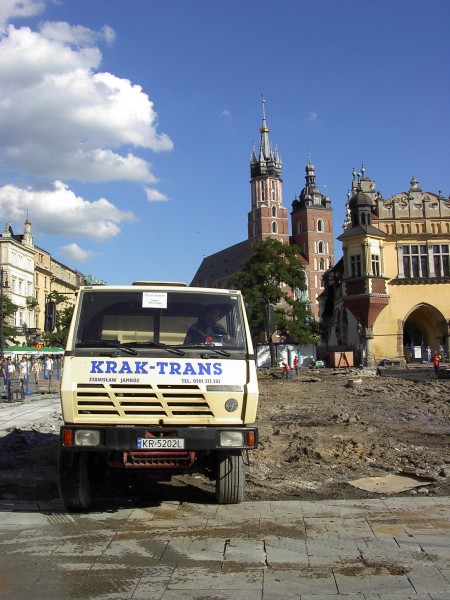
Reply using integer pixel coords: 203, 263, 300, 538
0, 0, 449, 285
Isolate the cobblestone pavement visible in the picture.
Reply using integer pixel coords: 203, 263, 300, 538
0, 494, 449, 599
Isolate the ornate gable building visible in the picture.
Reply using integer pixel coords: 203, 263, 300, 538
191, 101, 335, 319
320, 168, 450, 365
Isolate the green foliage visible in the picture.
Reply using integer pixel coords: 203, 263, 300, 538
232, 238, 313, 343
43, 297, 75, 348
0, 295, 19, 346
276, 303, 322, 344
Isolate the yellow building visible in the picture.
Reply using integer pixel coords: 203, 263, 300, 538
321, 169, 450, 366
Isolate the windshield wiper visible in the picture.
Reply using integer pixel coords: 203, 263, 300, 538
76, 340, 186, 356
76, 340, 138, 355
130, 342, 186, 356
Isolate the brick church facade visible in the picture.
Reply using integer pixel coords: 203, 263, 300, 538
190, 101, 335, 319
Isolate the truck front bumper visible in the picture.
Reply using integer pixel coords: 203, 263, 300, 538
60, 425, 258, 452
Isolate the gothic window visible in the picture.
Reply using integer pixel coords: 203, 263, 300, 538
371, 254, 380, 276
403, 245, 428, 278
271, 205, 276, 217
433, 244, 450, 277
271, 180, 276, 200
317, 218, 324, 232
319, 258, 325, 271
318, 241, 324, 253
260, 182, 265, 203
272, 221, 277, 233
350, 255, 361, 277
297, 222, 302, 234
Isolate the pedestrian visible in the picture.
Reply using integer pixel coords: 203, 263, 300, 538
283, 363, 291, 380
433, 354, 441, 377
44, 355, 54, 380
6, 357, 15, 378
293, 355, 299, 376
0, 358, 6, 396
19, 356, 30, 391
31, 358, 41, 383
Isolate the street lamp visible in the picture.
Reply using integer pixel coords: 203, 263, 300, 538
0, 268, 10, 359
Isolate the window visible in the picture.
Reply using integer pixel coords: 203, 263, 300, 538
403, 245, 428, 278
319, 258, 325, 271
433, 244, 450, 277
271, 205, 276, 217
317, 219, 323, 232
371, 254, 380, 276
271, 180, 275, 200
272, 221, 277, 233
318, 241, 324, 254
350, 255, 361, 277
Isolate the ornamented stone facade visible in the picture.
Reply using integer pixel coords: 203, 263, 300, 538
320, 168, 450, 366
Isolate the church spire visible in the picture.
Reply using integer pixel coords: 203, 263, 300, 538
250, 98, 282, 179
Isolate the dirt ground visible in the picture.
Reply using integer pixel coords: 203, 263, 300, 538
246, 368, 450, 501
0, 368, 449, 505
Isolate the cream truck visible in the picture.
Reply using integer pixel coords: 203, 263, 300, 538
58, 282, 259, 510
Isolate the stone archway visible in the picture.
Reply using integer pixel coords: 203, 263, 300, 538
403, 304, 446, 363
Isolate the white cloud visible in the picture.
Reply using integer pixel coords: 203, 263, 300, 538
221, 108, 232, 120
0, 0, 46, 31
308, 111, 318, 122
0, 22, 173, 182
145, 188, 169, 203
59, 242, 98, 263
0, 180, 136, 241
39, 21, 116, 46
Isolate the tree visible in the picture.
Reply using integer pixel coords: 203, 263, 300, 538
42, 291, 75, 348
1, 295, 19, 348
231, 238, 315, 365
276, 302, 321, 344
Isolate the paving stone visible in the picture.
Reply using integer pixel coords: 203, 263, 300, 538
334, 567, 414, 595
167, 566, 263, 590
263, 567, 338, 595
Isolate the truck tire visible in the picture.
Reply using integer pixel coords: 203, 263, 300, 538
215, 450, 245, 504
58, 449, 93, 511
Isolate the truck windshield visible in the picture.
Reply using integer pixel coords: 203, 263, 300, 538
74, 290, 246, 350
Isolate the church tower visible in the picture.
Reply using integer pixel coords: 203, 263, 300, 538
291, 158, 335, 318
248, 100, 289, 244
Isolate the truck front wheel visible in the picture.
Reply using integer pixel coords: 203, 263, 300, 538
215, 450, 245, 504
58, 449, 93, 511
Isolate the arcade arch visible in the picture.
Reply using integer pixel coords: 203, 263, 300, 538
402, 303, 447, 362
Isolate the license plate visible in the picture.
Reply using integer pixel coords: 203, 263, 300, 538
137, 438, 185, 449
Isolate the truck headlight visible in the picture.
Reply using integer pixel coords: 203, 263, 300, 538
74, 430, 100, 446
220, 431, 244, 447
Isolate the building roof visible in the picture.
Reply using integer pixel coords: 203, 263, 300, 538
190, 239, 253, 287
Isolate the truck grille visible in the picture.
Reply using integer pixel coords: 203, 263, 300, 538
74, 382, 214, 419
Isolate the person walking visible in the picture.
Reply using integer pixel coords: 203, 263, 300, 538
44, 355, 54, 380
433, 354, 441, 377
19, 356, 30, 392
0, 358, 6, 397
293, 355, 299, 376
31, 358, 42, 383
283, 363, 292, 380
